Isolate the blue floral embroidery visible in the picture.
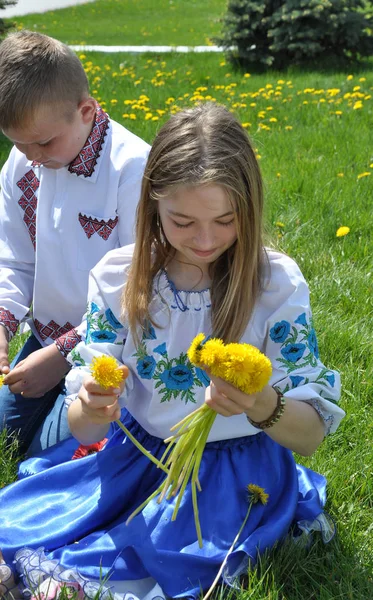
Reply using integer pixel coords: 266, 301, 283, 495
270, 312, 336, 394
307, 328, 319, 358
90, 330, 117, 343
325, 373, 335, 387
90, 302, 100, 314
137, 356, 156, 379
134, 338, 204, 403
281, 343, 306, 363
289, 375, 304, 387
271, 312, 320, 372
105, 308, 123, 329
143, 323, 157, 340
70, 348, 86, 367
85, 302, 124, 346
269, 320, 290, 343
195, 367, 210, 386
154, 343, 167, 356
159, 365, 194, 390
295, 313, 307, 327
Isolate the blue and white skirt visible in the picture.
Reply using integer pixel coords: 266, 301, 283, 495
0, 412, 334, 599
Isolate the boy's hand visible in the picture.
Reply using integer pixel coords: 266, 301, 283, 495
0, 326, 10, 375
3, 344, 70, 397
77, 365, 128, 425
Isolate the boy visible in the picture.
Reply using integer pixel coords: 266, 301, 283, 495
0, 30, 150, 454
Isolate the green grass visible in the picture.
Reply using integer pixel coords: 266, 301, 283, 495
1, 3, 373, 598
4, 0, 227, 45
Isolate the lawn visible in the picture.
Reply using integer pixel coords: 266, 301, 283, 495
4, 0, 227, 45
1, 1, 373, 598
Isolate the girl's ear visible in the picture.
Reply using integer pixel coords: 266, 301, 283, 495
79, 97, 97, 124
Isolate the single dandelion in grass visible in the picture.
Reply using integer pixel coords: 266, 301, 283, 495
336, 226, 350, 238
89, 355, 167, 473
127, 334, 272, 548
202, 484, 269, 600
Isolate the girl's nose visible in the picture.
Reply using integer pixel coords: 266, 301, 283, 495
194, 228, 215, 249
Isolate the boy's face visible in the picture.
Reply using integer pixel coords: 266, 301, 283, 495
2, 98, 96, 170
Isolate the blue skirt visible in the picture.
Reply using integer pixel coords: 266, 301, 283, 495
0, 412, 333, 599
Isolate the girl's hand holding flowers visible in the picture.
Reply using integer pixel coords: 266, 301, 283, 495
205, 373, 277, 422
78, 363, 128, 426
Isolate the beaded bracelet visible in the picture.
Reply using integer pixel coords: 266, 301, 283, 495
246, 389, 286, 430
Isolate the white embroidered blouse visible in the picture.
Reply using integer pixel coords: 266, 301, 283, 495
0, 105, 150, 357
65, 245, 345, 443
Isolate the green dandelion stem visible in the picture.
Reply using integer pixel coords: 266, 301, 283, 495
158, 439, 176, 467
166, 425, 202, 499
192, 477, 203, 548
202, 499, 255, 600
125, 485, 163, 525
169, 404, 209, 432
115, 420, 168, 473
171, 451, 196, 520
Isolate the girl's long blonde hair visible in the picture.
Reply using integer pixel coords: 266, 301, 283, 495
123, 103, 265, 344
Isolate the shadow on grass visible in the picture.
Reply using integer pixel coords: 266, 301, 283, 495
221, 54, 373, 76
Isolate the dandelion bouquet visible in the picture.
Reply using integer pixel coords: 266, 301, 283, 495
127, 333, 272, 547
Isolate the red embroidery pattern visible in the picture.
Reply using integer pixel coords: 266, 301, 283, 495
55, 328, 82, 358
72, 438, 108, 459
78, 213, 118, 240
68, 103, 109, 178
0, 307, 19, 338
34, 319, 76, 342
17, 169, 40, 250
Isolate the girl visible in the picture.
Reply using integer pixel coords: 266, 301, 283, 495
0, 103, 345, 600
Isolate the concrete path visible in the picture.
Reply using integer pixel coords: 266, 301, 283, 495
69, 45, 223, 53
1, 0, 96, 18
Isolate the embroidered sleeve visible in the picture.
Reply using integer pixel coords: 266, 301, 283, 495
54, 327, 82, 359
0, 160, 35, 331
263, 263, 345, 435
64, 269, 127, 399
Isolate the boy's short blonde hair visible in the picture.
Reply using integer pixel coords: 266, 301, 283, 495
0, 30, 90, 130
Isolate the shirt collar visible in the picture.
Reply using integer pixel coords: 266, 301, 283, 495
68, 102, 110, 179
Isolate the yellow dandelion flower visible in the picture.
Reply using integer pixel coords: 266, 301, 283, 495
357, 172, 370, 179
336, 226, 350, 237
337, 173, 344, 177
224, 343, 272, 395
276, 221, 285, 227
347, 75, 353, 81
199, 339, 227, 375
90, 355, 124, 389
247, 483, 269, 505
370, 163, 373, 169
276, 173, 281, 179
0, 374, 4, 389
187, 333, 206, 365
244, 73, 251, 78
285, 125, 293, 131
353, 101, 363, 110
